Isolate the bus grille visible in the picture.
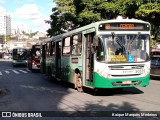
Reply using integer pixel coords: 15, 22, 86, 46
111, 74, 140, 77
108, 65, 144, 70
108, 64, 145, 77
112, 81, 142, 86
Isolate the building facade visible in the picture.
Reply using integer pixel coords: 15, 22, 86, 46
0, 11, 11, 35
0, 8, 11, 53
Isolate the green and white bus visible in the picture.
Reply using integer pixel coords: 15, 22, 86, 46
43, 17, 151, 92
12, 47, 28, 67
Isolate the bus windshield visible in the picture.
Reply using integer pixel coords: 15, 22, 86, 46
97, 34, 149, 63
13, 48, 28, 60
32, 47, 40, 59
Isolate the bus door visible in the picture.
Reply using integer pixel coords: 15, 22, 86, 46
40, 44, 46, 73
12, 49, 17, 60
27, 49, 32, 70
84, 33, 95, 86
55, 41, 61, 79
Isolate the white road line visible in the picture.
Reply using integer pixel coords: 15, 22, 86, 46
5, 71, 10, 74
12, 70, 20, 74
19, 70, 28, 73
26, 69, 31, 72
0, 72, 2, 75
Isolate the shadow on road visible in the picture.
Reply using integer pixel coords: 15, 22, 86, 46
150, 75, 160, 81
0, 59, 157, 119
82, 87, 144, 96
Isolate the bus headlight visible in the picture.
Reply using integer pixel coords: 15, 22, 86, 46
145, 64, 150, 75
106, 74, 111, 78
102, 72, 111, 78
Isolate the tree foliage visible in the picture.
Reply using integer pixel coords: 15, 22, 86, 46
47, 0, 160, 40
136, 1, 160, 40
0, 35, 11, 42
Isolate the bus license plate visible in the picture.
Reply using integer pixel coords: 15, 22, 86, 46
122, 81, 132, 84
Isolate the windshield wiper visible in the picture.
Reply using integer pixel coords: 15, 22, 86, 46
130, 32, 140, 46
111, 32, 126, 54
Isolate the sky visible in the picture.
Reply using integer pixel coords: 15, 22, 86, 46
0, 0, 55, 33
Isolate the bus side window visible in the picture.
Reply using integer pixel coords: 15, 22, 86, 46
63, 37, 71, 55
52, 42, 55, 55
46, 42, 50, 57
56, 41, 61, 56
71, 34, 82, 56
50, 42, 53, 56
96, 39, 104, 61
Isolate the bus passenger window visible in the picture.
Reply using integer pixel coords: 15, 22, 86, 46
71, 34, 82, 55
63, 37, 71, 55
46, 43, 50, 57
57, 41, 61, 56
96, 40, 105, 61
52, 42, 56, 55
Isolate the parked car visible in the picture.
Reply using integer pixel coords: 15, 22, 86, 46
150, 50, 160, 77
3, 53, 12, 59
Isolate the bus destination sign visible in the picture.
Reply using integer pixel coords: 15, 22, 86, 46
99, 23, 150, 31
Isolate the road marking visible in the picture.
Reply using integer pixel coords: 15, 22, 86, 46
5, 71, 10, 74
19, 70, 28, 73
0, 69, 29, 75
12, 70, 20, 74
26, 69, 30, 71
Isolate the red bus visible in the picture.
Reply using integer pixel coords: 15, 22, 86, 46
27, 45, 41, 71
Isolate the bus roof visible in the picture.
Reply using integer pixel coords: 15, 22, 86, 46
100, 17, 150, 24
51, 17, 150, 41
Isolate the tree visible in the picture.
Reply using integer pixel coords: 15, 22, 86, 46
73, 0, 102, 26
47, 0, 77, 36
5, 35, 11, 42
136, 2, 160, 41
47, 0, 160, 40
0, 35, 11, 42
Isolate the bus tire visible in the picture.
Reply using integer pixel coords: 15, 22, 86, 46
115, 88, 124, 92
74, 73, 83, 92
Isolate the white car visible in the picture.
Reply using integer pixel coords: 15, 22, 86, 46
3, 53, 12, 59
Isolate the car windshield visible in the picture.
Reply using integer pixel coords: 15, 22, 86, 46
150, 50, 160, 66
96, 33, 150, 63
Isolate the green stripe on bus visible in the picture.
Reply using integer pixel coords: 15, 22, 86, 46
93, 72, 150, 88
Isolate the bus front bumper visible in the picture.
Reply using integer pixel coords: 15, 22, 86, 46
93, 72, 150, 88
